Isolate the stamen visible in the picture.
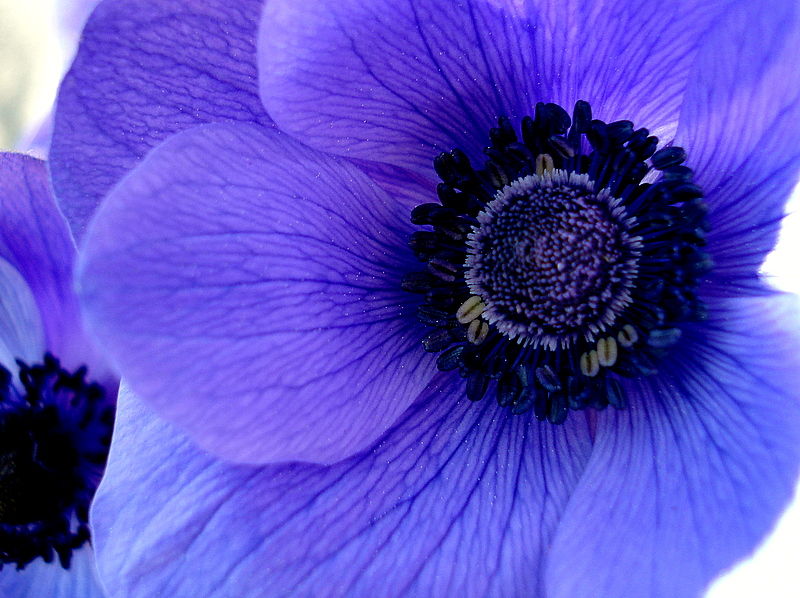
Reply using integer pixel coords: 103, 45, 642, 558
580, 350, 600, 377
456, 295, 485, 324
403, 100, 710, 422
618, 324, 638, 347
535, 153, 554, 176
597, 336, 618, 367
467, 319, 489, 345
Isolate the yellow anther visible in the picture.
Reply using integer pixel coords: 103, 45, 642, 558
457, 295, 485, 324
617, 324, 638, 348
467, 319, 489, 345
535, 153, 555, 176
580, 350, 600, 377
597, 336, 618, 367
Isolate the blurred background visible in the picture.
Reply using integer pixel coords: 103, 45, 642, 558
0, 0, 798, 596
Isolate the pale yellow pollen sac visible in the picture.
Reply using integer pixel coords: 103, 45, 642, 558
535, 153, 555, 176
456, 295, 485, 324
597, 336, 618, 367
580, 350, 600, 377
468, 319, 490, 345
617, 324, 639, 348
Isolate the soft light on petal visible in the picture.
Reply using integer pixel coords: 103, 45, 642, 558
79, 122, 438, 464
50, 0, 272, 240
0, 544, 107, 598
546, 293, 800, 598
0, 256, 44, 371
676, 0, 800, 284
0, 152, 99, 374
258, 0, 733, 177
92, 380, 594, 598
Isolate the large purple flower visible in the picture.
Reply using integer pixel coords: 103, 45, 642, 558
0, 153, 116, 597
52, 0, 800, 596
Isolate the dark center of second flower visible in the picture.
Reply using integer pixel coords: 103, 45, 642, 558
0, 412, 78, 525
0, 355, 113, 571
402, 100, 712, 423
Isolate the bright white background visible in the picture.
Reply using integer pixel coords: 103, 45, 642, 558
1, 0, 798, 596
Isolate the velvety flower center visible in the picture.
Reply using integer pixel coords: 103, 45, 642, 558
466, 171, 640, 348
403, 100, 712, 423
0, 355, 112, 570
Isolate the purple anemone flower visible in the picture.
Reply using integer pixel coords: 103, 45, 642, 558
51, 0, 800, 596
0, 153, 116, 597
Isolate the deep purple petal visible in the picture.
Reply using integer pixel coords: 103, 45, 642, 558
92, 379, 594, 598
676, 0, 800, 284
546, 293, 800, 598
0, 153, 103, 375
79, 121, 437, 464
0, 546, 106, 598
50, 0, 272, 240
258, 0, 732, 177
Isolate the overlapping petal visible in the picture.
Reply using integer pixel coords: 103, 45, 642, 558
0, 155, 115, 594
547, 293, 800, 598
50, 0, 271, 240
675, 0, 800, 285
257, 0, 731, 177
91, 294, 800, 598
62, 0, 800, 596
79, 122, 438, 464
92, 379, 593, 598
0, 257, 44, 371
0, 153, 99, 375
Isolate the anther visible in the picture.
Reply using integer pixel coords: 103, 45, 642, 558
467, 319, 489, 345
427, 256, 459, 282
535, 153, 554, 176
617, 324, 638, 347
597, 336, 618, 367
456, 295, 485, 324
580, 350, 600, 377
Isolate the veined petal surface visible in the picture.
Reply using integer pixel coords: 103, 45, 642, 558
0, 153, 97, 374
50, 0, 272, 240
91, 379, 593, 598
675, 0, 800, 285
258, 0, 731, 177
79, 122, 437, 464
91, 294, 800, 598
0, 546, 107, 598
546, 294, 800, 598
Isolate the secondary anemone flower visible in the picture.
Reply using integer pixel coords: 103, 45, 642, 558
53, 0, 800, 596
0, 153, 116, 597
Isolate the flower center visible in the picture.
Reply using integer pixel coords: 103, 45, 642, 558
466, 171, 640, 348
0, 355, 113, 570
402, 100, 712, 423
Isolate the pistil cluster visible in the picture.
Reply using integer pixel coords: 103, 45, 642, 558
402, 101, 712, 423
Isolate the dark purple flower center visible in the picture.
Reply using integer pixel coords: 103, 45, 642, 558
466, 171, 640, 348
0, 354, 113, 570
403, 100, 712, 423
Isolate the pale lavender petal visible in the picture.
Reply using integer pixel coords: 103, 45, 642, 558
0, 546, 107, 598
547, 293, 800, 598
50, 0, 272, 240
0, 257, 45, 372
79, 122, 437, 465
0, 153, 102, 374
92, 379, 593, 598
258, 0, 731, 177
